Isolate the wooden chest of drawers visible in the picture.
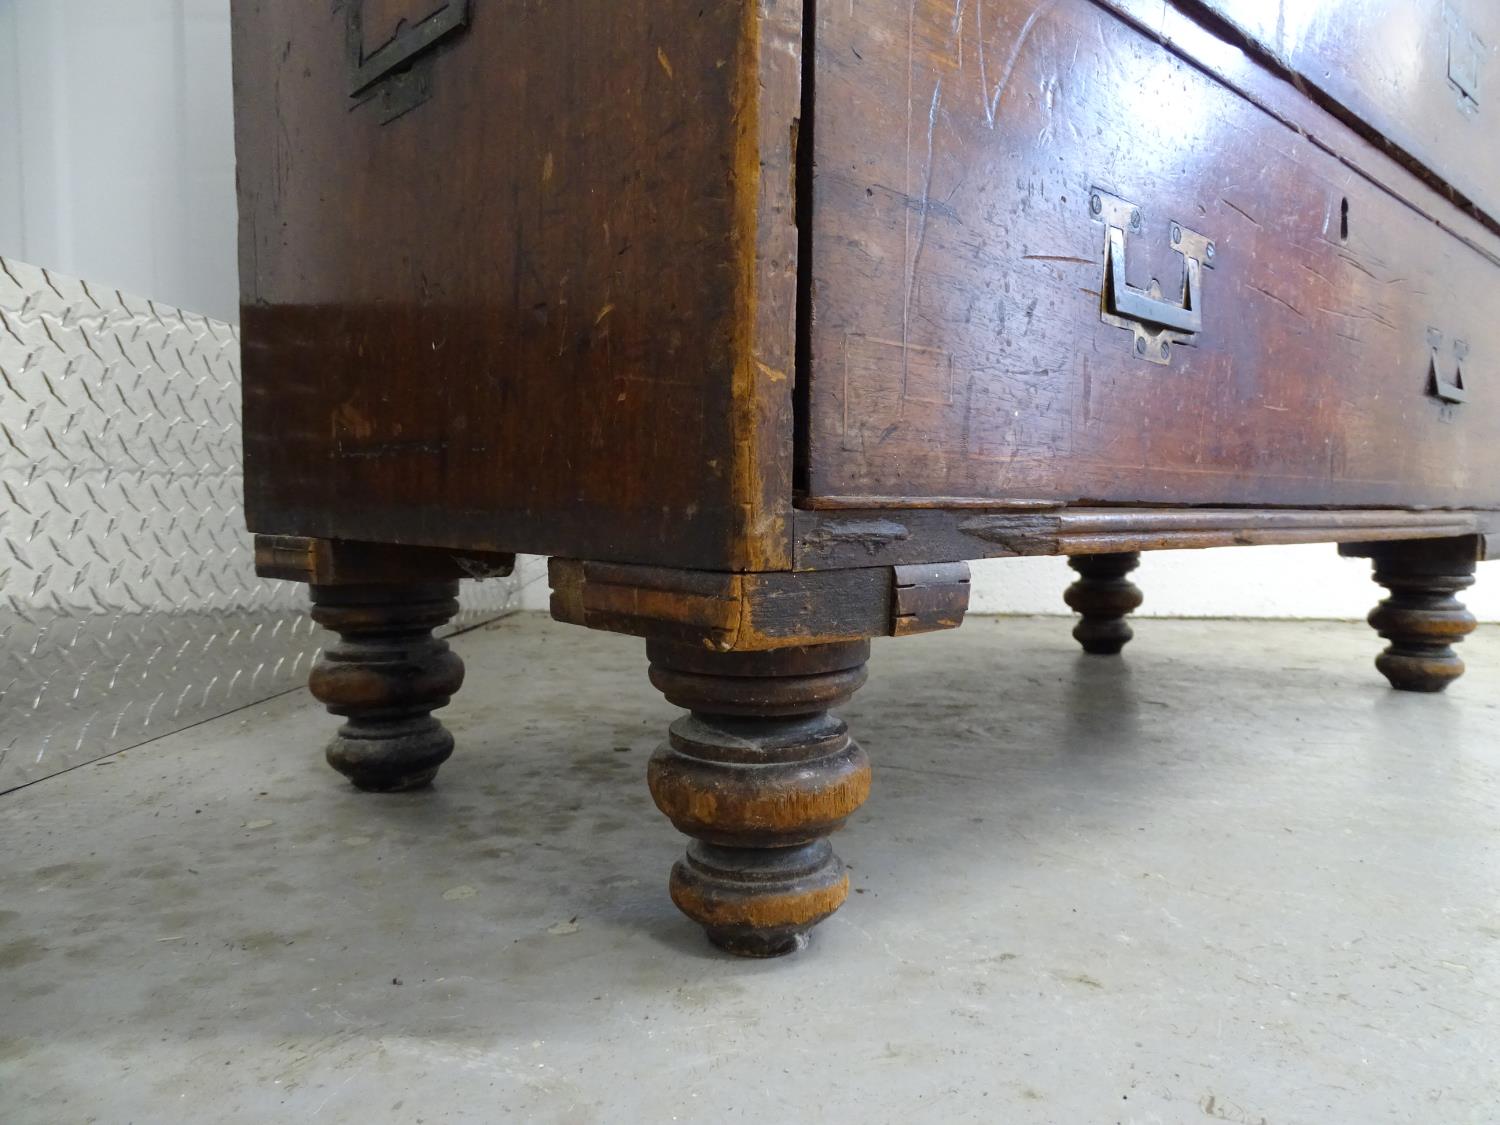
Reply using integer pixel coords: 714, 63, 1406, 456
232, 0, 1500, 956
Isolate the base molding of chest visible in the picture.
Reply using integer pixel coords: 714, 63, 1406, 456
793, 506, 1500, 571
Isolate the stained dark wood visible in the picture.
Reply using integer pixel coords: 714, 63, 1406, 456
549, 558, 971, 651
232, 0, 1500, 963
792, 508, 1500, 572
232, 0, 800, 571
1341, 537, 1481, 692
891, 563, 972, 635
805, 0, 1500, 510
256, 535, 513, 585
1188, 0, 1500, 228
1097, 0, 1500, 264
1064, 553, 1143, 655
262, 536, 494, 791
236, 0, 1500, 574
308, 582, 465, 791
646, 640, 871, 956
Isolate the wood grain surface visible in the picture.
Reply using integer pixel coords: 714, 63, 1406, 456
805, 0, 1500, 510
235, 0, 1500, 582
1188, 0, 1500, 228
548, 557, 971, 651
792, 506, 1500, 571
233, 0, 799, 571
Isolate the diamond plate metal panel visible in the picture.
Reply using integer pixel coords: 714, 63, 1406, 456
0, 257, 522, 792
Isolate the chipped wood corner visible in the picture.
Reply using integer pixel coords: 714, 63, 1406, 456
256, 535, 515, 586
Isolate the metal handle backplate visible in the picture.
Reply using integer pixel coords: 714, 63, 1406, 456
1106, 226, 1202, 334
1427, 328, 1470, 406
1090, 188, 1215, 366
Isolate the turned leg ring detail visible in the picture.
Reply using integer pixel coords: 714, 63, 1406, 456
1368, 564, 1477, 693
308, 581, 465, 791
1064, 552, 1143, 655
645, 640, 872, 957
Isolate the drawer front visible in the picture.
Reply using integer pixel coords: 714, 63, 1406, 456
804, 0, 1500, 509
1196, 0, 1500, 227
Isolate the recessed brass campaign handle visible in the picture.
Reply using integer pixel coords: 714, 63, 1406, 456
1089, 189, 1215, 365
1427, 329, 1469, 406
1105, 225, 1202, 334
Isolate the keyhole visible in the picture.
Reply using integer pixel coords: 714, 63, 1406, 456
1340, 198, 1349, 242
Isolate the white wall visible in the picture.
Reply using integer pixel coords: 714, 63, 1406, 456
0, 0, 238, 322
969, 545, 1500, 619
5, 1, 1492, 622
517, 546, 1500, 620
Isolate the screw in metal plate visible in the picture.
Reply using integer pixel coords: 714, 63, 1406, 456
1135, 336, 1147, 355
1205, 243, 1216, 262
1090, 193, 1103, 216
1171, 223, 1182, 244
1130, 209, 1142, 231
1159, 341, 1170, 360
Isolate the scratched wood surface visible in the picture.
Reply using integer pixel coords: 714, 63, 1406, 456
1095, 0, 1500, 265
805, 0, 1500, 510
232, 0, 800, 572
790, 506, 1500, 572
1190, 0, 1500, 228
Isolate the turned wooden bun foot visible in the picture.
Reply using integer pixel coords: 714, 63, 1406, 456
308, 582, 465, 791
1064, 553, 1143, 655
1369, 565, 1477, 694
671, 840, 848, 957
646, 640, 872, 957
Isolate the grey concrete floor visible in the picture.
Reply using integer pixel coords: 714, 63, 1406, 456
3, 614, 1499, 1124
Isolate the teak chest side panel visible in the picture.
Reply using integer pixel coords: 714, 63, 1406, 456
232, 0, 800, 571
805, 0, 1500, 510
